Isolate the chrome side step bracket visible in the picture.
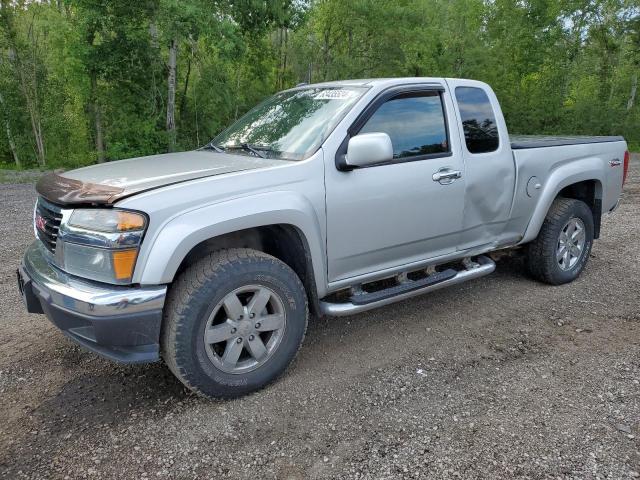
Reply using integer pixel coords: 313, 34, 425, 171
319, 255, 496, 317
350, 268, 457, 306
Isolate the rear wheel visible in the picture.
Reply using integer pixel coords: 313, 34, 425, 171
526, 198, 594, 285
161, 248, 308, 398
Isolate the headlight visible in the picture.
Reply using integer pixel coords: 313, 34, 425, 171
69, 209, 146, 232
57, 208, 148, 285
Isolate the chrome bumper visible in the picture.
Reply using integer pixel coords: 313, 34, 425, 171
22, 241, 166, 316
19, 241, 167, 363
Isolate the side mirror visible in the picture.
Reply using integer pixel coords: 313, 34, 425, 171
345, 132, 393, 168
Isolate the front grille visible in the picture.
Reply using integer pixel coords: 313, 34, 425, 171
35, 198, 63, 254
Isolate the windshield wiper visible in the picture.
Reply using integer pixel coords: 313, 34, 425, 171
225, 143, 273, 159
201, 142, 225, 153
240, 143, 266, 158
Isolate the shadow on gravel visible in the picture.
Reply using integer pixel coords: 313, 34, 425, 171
490, 254, 530, 280
31, 363, 187, 436
0, 365, 189, 476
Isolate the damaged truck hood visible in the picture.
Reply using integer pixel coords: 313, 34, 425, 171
36, 151, 290, 206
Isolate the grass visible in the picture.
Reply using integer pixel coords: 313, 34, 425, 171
0, 169, 47, 184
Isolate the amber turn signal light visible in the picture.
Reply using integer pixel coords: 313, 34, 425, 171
112, 249, 138, 280
116, 211, 146, 231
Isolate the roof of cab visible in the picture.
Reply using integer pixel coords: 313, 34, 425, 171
292, 77, 453, 89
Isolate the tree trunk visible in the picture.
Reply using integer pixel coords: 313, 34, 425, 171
276, 28, 283, 89
85, 26, 105, 163
3, 118, 20, 168
22, 68, 45, 166
166, 38, 178, 152
7, 43, 46, 166
148, 21, 163, 117
179, 43, 192, 117
0, 91, 21, 168
276, 27, 289, 90
322, 28, 330, 81
282, 28, 288, 88
27, 97, 45, 166
149, 22, 159, 49
234, 69, 241, 120
0, 10, 46, 167
90, 72, 105, 163
628, 73, 638, 111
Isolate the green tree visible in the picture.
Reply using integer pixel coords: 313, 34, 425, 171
0, 0, 638, 169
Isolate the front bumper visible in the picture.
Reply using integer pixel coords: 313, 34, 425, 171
18, 241, 167, 363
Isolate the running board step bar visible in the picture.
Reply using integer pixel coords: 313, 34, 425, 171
319, 255, 496, 317
350, 268, 457, 305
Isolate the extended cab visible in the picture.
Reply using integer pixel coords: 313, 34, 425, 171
18, 78, 629, 398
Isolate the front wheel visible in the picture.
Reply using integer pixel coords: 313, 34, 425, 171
161, 248, 308, 399
526, 197, 594, 285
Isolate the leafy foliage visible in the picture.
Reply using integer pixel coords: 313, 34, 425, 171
0, 0, 637, 169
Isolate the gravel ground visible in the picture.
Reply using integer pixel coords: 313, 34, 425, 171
0, 156, 639, 479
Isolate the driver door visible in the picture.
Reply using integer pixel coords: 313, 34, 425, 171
325, 84, 466, 283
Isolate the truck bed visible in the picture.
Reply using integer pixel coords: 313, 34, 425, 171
510, 135, 625, 150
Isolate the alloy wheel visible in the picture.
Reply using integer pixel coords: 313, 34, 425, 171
556, 217, 586, 271
204, 285, 286, 374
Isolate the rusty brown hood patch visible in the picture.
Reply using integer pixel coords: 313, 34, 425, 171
36, 172, 124, 206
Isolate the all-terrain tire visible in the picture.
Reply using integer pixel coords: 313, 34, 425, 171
161, 248, 308, 399
526, 197, 594, 285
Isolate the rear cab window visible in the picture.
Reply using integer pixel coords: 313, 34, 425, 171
455, 87, 499, 154
359, 92, 449, 161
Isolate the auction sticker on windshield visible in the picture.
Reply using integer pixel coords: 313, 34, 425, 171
313, 89, 359, 100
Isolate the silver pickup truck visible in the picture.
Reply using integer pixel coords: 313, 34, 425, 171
18, 78, 629, 398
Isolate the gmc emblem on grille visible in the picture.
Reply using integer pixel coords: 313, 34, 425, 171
35, 214, 47, 232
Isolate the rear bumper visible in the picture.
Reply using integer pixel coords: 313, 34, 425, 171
18, 241, 167, 363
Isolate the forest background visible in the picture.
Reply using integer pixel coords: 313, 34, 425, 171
0, 0, 638, 170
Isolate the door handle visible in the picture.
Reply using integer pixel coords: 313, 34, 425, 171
432, 167, 462, 184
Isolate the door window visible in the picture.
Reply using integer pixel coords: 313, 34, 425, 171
455, 87, 499, 154
359, 93, 449, 160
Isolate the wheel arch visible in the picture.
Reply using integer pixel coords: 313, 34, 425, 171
174, 224, 322, 317
134, 192, 328, 308
521, 160, 604, 244
556, 179, 603, 238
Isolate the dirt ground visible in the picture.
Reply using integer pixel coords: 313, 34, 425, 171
0, 156, 638, 480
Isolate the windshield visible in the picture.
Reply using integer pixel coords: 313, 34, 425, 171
210, 86, 368, 161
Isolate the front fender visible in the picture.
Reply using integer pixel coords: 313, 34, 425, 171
520, 157, 604, 244
135, 191, 328, 296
